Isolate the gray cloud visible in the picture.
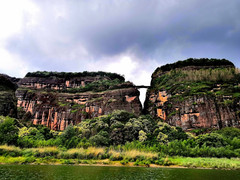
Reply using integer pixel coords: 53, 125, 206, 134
3, 0, 240, 78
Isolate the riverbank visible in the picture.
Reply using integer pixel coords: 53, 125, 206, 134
1, 145, 240, 170
0, 156, 240, 170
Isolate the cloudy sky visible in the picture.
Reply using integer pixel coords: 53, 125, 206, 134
0, 0, 240, 102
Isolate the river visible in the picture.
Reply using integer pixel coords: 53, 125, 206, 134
0, 165, 239, 180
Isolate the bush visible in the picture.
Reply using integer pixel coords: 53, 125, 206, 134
120, 159, 129, 165
0, 145, 22, 157
0, 116, 19, 145
196, 133, 228, 148
216, 127, 240, 140
90, 131, 110, 146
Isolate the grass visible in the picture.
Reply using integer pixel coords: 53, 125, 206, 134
168, 157, 240, 169
0, 156, 29, 164
108, 148, 158, 162
0, 145, 21, 152
0, 145, 21, 156
23, 147, 59, 157
1, 145, 240, 169
1, 155, 239, 169
123, 150, 158, 161
60, 147, 105, 159
108, 149, 122, 160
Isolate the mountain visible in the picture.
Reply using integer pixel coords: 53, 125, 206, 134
1, 58, 240, 132
144, 58, 240, 130
0, 74, 17, 117
16, 71, 142, 130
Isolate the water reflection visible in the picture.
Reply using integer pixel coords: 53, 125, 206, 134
0, 165, 239, 180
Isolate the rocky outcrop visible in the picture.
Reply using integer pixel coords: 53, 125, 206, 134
146, 92, 240, 130
0, 74, 17, 117
144, 58, 240, 130
17, 72, 142, 130
19, 76, 108, 90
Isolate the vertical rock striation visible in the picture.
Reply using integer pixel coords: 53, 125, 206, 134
16, 71, 142, 130
144, 58, 240, 130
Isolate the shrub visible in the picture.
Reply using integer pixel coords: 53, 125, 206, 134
216, 127, 240, 140
196, 133, 228, 148
0, 116, 19, 145
0, 145, 21, 157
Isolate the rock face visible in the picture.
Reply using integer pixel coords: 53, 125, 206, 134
16, 71, 142, 130
0, 74, 17, 117
144, 58, 240, 130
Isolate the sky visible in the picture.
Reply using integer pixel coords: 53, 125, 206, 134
0, 0, 240, 103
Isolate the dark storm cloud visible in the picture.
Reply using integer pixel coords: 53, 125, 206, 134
5, 0, 240, 71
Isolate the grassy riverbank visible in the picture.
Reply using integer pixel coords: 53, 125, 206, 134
1, 113, 240, 170
0, 156, 240, 170
0, 145, 240, 170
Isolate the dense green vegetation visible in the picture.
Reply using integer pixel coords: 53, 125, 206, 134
149, 59, 240, 108
154, 58, 234, 73
62, 80, 133, 93
0, 116, 19, 145
26, 71, 125, 82
0, 74, 17, 91
1, 146, 240, 169
23, 71, 133, 93
1, 110, 240, 169
168, 157, 240, 169
18, 79, 133, 94
0, 76, 17, 117
2, 59, 240, 169
150, 67, 240, 103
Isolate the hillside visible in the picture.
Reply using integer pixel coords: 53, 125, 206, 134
16, 71, 142, 130
1, 62, 240, 168
0, 74, 17, 117
144, 58, 240, 130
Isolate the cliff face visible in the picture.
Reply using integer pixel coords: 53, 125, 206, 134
144, 58, 240, 130
16, 72, 142, 130
0, 74, 17, 117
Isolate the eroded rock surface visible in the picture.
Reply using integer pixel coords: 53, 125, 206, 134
17, 72, 142, 130
144, 58, 240, 130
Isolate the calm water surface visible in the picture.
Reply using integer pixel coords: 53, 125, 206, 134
0, 165, 239, 180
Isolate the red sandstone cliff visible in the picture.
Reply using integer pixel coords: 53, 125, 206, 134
144, 58, 240, 130
145, 91, 240, 130
16, 72, 142, 130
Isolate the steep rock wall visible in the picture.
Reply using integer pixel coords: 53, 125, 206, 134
144, 58, 240, 130
17, 73, 142, 130
145, 91, 240, 130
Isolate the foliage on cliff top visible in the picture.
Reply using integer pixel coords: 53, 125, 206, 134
153, 58, 234, 75
150, 67, 240, 98
25, 71, 125, 82
62, 79, 133, 93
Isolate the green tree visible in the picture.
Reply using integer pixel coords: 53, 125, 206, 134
196, 133, 228, 148
90, 131, 110, 146
139, 130, 147, 142
0, 116, 19, 145
60, 124, 76, 141
59, 124, 79, 148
